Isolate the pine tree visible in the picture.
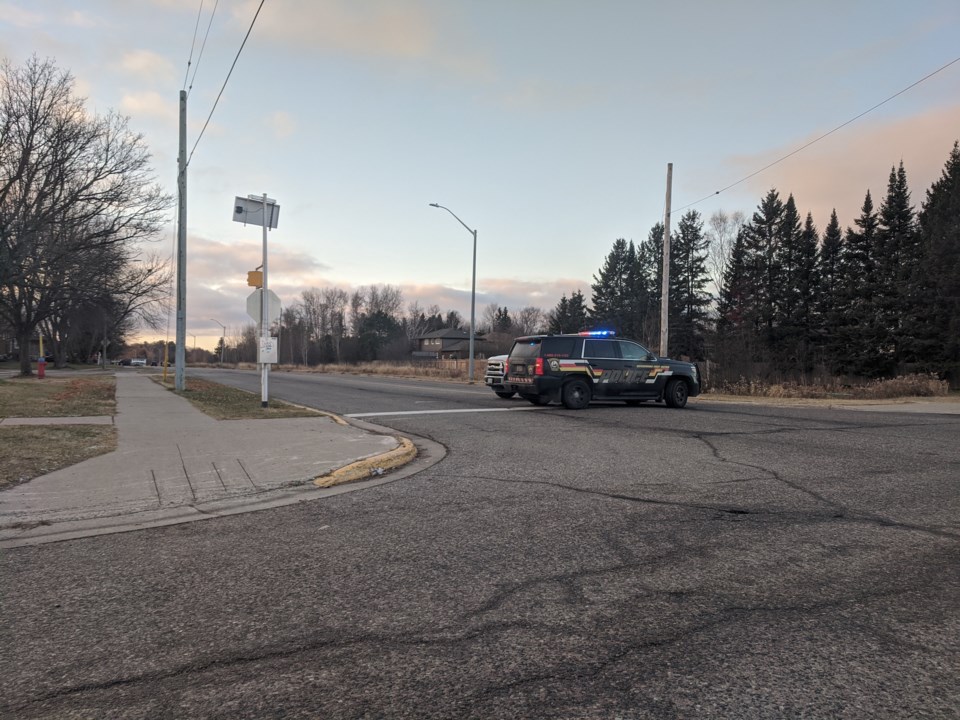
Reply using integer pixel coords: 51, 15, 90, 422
740, 189, 785, 359
668, 211, 711, 359
876, 162, 919, 368
548, 290, 591, 334
917, 141, 960, 374
591, 238, 645, 335
778, 209, 820, 373
816, 210, 844, 367
835, 191, 883, 376
568, 290, 590, 333
547, 294, 570, 334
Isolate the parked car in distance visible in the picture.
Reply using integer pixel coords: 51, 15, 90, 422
484, 355, 515, 398
129, 358, 147, 367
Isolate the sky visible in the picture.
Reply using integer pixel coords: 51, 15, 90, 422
2, 0, 959, 350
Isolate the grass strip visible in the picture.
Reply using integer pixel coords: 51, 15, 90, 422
0, 425, 117, 489
155, 376, 323, 420
0, 376, 116, 417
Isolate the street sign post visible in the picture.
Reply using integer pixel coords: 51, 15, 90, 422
233, 193, 280, 407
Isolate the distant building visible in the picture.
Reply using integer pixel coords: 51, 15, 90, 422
413, 328, 491, 361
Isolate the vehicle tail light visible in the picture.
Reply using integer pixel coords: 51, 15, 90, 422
535, 357, 544, 376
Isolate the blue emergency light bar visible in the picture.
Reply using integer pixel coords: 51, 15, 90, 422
578, 330, 616, 337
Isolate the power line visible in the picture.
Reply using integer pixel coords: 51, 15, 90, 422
671, 55, 960, 215
187, 0, 220, 96
182, 0, 205, 92
186, 0, 265, 169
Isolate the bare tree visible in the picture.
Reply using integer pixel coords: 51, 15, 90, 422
512, 306, 545, 336
0, 57, 171, 375
705, 209, 745, 303
480, 302, 500, 334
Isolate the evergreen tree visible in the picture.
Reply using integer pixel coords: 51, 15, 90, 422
876, 161, 919, 368
732, 189, 785, 361
590, 238, 637, 334
774, 197, 820, 373
547, 294, 570, 334
816, 210, 844, 367
835, 191, 883, 375
548, 290, 590, 334
568, 290, 590, 333
917, 141, 960, 374
668, 211, 711, 359
642, 223, 664, 346
493, 306, 512, 333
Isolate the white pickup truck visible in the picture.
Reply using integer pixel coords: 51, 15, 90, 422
483, 355, 515, 399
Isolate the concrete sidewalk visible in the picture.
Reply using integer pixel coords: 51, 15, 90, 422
0, 373, 426, 547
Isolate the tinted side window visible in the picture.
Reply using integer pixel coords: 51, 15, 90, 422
618, 341, 649, 361
582, 340, 619, 359
540, 337, 577, 358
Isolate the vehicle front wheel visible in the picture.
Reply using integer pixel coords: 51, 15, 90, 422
562, 378, 592, 410
495, 391, 516, 399
664, 379, 689, 408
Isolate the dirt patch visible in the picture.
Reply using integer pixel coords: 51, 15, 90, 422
0, 425, 117, 489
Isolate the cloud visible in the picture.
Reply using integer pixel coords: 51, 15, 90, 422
231, 0, 494, 82
63, 10, 96, 28
120, 90, 178, 125
267, 111, 296, 139
120, 49, 175, 86
729, 103, 960, 229
0, 2, 44, 27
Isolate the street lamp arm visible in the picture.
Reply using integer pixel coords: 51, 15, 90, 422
429, 203, 475, 235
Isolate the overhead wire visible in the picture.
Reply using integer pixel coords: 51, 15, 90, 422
186, 0, 265, 169
182, 0, 205, 92
187, 0, 220, 97
670, 55, 960, 215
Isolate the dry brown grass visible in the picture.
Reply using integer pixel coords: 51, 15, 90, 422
714, 373, 950, 400
0, 375, 116, 417
272, 361, 481, 382
0, 425, 117, 489
153, 376, 323, 420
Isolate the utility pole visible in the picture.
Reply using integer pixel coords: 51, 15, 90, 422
175, 89, 187, 390
659, 162, 673, 358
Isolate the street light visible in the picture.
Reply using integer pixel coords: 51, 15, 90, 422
211, 319, 226, 367
430, 203, 477, 383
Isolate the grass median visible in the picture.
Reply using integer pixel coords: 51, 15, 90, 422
154, 376, 324, 420
0, 375, 118, 489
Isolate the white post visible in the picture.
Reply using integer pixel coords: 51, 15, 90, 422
261, 193, 269, 408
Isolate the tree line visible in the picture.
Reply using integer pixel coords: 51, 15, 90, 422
549, 143, 960, 386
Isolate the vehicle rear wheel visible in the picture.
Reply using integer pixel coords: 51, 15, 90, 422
562, 378, 591, 410
664, 379, 689, 408
495, 391, 516, 399
522, 394, 550, 406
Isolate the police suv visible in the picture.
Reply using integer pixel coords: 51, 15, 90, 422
501, 331, 701, 409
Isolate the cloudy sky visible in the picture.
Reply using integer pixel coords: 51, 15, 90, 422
3, 0, 959, 349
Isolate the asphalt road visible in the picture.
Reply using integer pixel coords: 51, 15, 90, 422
3, 371, 959, 719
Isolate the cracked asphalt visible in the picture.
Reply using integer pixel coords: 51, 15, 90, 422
2, 378, 958, 719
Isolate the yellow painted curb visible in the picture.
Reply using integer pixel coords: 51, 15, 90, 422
313, 436, 417, 488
